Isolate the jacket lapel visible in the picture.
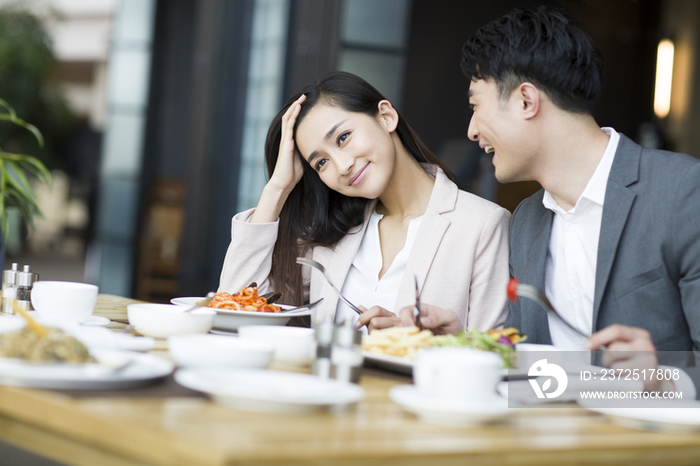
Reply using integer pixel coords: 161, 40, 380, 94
397, 168, 454, 311
522, 203, 554, 344
313, 201, 376, 322
592, 134, 640, 329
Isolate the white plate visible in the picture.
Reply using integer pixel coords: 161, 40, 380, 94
171, 297, 312, 332
209, 329, 238, 336
175, 367, 364, 414
363, 351, 413, 374
578, 398, 700, 432
0, 315, 27, 333
364, 351, 516, 378
364, 350, 594, 380
0, 316, 155, 352
0, 349, 173, 390
389, 384, 514, 427
171, 297, 207, 307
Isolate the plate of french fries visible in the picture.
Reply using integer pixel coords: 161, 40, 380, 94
362, 326, 526, 374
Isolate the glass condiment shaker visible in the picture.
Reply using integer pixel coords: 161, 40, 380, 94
2, 262, 18, 314
330, 319, 363, 383
312, 318, 334, 379
16, 265, 39, 313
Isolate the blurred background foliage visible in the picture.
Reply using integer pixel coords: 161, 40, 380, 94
0, 3, 77, 170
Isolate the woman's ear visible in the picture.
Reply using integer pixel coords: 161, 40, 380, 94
377, 100, 399, 132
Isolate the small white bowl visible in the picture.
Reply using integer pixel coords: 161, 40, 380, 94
31, 281, 98, 324
238, 325, 315, 366
168, 334, 274, 368
127, 303, 215, 338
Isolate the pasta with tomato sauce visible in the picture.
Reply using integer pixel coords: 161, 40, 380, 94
206, 286, 281, 313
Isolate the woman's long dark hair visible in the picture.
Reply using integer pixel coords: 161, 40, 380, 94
266, 71, 457, 305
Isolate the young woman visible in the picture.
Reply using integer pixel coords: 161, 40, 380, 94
219, 71, 510, 332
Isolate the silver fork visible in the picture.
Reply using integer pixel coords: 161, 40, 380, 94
279, 298, 324, 314
296, 258, 362, 316
507, 278, 589, 339
184, 291, 216, 313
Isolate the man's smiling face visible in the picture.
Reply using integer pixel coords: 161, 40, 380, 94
467, 78, 537, 183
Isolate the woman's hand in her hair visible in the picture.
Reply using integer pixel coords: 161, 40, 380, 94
251, 95, 306, 223
353, 305, 401, 332
269, 94, 306, 194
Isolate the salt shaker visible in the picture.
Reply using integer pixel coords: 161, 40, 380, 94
312, 318, 334, 379
330, 319, 363, 383
2, 262, 18, 314
15, 265, 39, 313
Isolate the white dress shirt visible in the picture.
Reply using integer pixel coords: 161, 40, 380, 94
542, 127, 619, 350
337, 210, 423, 333
541, 128, 696, 398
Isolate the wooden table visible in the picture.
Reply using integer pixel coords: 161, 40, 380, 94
1, 294, 700, 466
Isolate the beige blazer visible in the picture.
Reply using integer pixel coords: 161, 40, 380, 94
219, 166, 510, 331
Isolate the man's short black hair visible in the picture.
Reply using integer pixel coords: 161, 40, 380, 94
462, 6, 603, 114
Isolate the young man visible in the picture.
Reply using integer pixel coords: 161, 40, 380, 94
401, 7, 700, 389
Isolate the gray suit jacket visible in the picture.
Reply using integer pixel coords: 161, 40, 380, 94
506, 134, 700, 351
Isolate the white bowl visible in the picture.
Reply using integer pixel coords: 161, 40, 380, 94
168, 334, 274, 368
31, 281, 98, 324
127, 303, 215, 338
238, 325, 315, 366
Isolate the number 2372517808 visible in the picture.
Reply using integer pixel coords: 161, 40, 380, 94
581, 368, 680, 381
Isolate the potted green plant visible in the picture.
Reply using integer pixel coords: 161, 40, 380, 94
0, 97, 51, 256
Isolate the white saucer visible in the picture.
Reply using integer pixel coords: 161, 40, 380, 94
175, 367, 364, 414
388, 384, 514, 427
578, 398, 700, 432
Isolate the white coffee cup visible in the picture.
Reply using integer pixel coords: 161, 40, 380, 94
413, 347, 502, 401
31, 281, 99, 323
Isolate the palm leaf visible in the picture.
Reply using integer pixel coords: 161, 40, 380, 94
0, 157, 6, 242
5, 161, 35, 203
0, 152, 51, 185
5, 188, 40, 230
0, 98, 17, 120
0, 97, 51, 238
0, 114, 44, 147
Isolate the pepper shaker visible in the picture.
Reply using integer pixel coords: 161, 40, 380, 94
330, 319, 363, 383
2, 263, 18, 314
16, 265, 39, 313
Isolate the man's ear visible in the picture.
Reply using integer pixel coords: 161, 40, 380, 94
377, 100, 399, 132
518, 82, 540, 120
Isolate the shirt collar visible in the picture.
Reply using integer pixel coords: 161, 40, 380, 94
542, 127, 620, 212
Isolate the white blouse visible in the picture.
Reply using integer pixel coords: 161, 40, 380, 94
336, 210, 423, 332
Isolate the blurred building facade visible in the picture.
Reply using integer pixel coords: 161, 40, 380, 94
27, 0, 699, 300
0, 0, 116, 274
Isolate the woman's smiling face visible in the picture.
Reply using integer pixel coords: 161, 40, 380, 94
294, 101, 398, 199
